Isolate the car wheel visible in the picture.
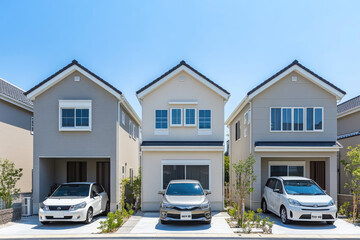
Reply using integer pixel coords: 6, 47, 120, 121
262, 199, 268, 213
103, 202, 110, 216
160, 220, 168, 225
280, 206, 290, 224
40, 221, 49, 225
85, 208, 93, 224
326, 221, 335, 225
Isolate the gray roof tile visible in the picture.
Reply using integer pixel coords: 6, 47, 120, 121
0, 79, 33, 107
338, 95, 360, 114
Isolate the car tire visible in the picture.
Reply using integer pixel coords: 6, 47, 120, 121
326, 221, 335, 225
280, 206, 290, 224
261, 199, 268, 213
161, 220, 168, 225
103, 202, 110, 216
85, 207, 93, 224
40, 221, 49, 225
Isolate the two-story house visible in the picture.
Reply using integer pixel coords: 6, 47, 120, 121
25, 60, 141, 212
337, 95, 360, 194
226, 60, 346, 210
0, 79, 33, 197
136, 61, 230, 211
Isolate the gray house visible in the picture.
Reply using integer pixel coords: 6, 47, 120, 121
337, 95, 360, 194
0, 79, 33, 195
26, 60, 141, 212
226, 60, 346, 209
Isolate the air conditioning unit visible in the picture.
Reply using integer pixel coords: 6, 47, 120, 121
22, 197, 32, 217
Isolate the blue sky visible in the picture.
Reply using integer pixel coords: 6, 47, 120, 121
0, 0, 359, 119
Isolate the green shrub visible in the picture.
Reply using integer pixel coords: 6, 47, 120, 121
339, 201, 351, 217
98, 211, 119, 233
0, 159, 23, 209
236, 208, 274, 234
228, 202, 238, 219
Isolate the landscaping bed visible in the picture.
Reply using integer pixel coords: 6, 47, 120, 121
0, 203, 22, 225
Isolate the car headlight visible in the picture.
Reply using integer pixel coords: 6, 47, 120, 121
288, 198, 301, 206
69, 202, 87, 211
200, 202, 210, 209
40, 203, 49, 211
328, 200, 335, 206
161, 202, 173, 209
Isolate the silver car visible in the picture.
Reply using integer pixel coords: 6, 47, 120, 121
158, 180, 212, 224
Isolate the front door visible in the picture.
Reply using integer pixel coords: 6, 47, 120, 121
97, 162, 110, 198
310, 161, 325, 189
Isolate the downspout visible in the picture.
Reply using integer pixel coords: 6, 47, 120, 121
116, 100, 121, 209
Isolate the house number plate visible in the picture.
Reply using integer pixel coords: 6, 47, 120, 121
180, 211, 192, 220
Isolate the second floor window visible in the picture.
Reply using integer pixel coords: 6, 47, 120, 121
59, 100, 92, 131
235, 120, 240, 141
271, 108, 281, 131
170, 108, 182, 126
155, 110, 168, 129
306, 107, 323, 131
282, 108, 292, 131
184, 108, 196, 126
199, 110, 211, 129
293, 108, 304, 131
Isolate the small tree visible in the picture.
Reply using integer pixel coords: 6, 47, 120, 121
0, 159, 23, 209
224, 155, 230, 184
341, 145, 360, 223
232, 154, 257, 223
132, 167, 141, 210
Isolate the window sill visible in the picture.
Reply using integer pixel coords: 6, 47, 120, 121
59, 128, 91, 132
198, 129, 212, 135
154, 129, 169, 135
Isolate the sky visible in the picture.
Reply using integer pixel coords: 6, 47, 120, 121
0, 0, 359, 120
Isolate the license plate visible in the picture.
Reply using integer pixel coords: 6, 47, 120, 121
180, 211, 192, 220
52, 211, 64, 218
311, 212, 322, 220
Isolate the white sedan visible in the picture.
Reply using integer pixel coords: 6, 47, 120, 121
39, 182, 109, 224
262, 176, 337, 224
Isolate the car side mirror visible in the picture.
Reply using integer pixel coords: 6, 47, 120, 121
205, 190, 212, 195
92, 191, 99, 198
158, 190, 165, 195
273, 188, 280, 193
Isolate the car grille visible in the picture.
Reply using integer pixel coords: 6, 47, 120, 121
48, 206, 71, 211
299, 214, 311, 219
173, 206, 199, 211
166, 213, 205, 219
299, 214, 334, 220
301, 203, 328, 208
301, 208, 330, 211
322, 214, 334, 219
46, 216, 72, 219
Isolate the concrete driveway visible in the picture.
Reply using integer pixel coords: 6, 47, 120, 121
265, 213, 360, 235
0, 215, 105, 236
119, 211, 233, 234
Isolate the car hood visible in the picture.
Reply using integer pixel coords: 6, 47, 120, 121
287, 194, 333, 205
43, 197, 88, 206
165, 195, 207, 205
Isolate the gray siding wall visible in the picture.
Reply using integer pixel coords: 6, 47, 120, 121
120, 105, 139, 139
252, 72, 338, 142
0, 100, 32, 131
338, 111, 360, 135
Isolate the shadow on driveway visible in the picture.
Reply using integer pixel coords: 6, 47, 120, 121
155, 221, 211, 231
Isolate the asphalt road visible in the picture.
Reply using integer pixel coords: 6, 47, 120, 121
5, 237, 360, 240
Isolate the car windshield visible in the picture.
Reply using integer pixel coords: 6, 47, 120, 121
51, 184, 90, 197
283, 180, 325, 195
166, 183, 204, 196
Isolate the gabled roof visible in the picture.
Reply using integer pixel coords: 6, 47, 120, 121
136, 60, 230, 100
0, 78, 33, 112
337, 95, 360, 118
25, 60, 122, 99
25, 60, 141, 125
226, 60, 346, 125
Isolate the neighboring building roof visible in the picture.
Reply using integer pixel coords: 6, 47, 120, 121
25, 60, 141, 125
254, 141, 337, 147
338, 131, 360, 140
136, 60, 230, 100
337, 95, 360, 117
141, 141, 224, 147
0, 78, 33, 112
226, 60, 346, 126
25, 60, 122, 97
247, 60, 346, 96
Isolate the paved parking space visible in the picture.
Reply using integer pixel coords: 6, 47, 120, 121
0, 215, 105, 235
123, 211, 233, 234
264, 213, 360, 235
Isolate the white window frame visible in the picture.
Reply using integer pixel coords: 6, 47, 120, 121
59, 100, 92, 131
121, 111, 125, 125
293, 107, 305, 132
161, 159, 211, 190
129, 120, 133, 137
154, 109, 168, 135
281, 107, 292, 131
235, 120, 241, 141
132, 123, 136, 139
304, 107, 324, 132
170, 108, 183, 127
198, 109, 212, 135
268, 161, 305, 177
184, 108, 196, 127
244, 127, 247, 137
30, 117, 34, 135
